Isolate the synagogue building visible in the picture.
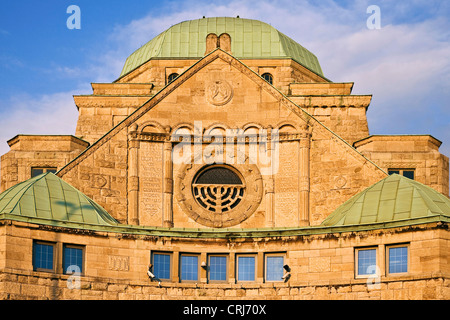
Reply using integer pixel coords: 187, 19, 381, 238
0, 17, 449, 300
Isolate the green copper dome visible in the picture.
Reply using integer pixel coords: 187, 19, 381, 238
119, 17, 324, 78
0, 173, 118, 226
321, 174, 450, 227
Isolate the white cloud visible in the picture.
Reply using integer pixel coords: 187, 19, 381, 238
0, 91, 79, 157
0, 0, 448, 159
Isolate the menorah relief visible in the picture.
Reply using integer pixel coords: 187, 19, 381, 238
176, 163, 263, 228
192, 184, 244, 213
192, 165, 245, 213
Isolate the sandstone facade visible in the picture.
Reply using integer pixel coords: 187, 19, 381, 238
0, 219, 448, 300
0, 17, 448, 300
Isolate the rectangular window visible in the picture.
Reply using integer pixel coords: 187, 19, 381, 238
180, 254, 199, 282
402, 170, 414, 180
388, 169, 414, 180
63, 244, 84, 274
152, 252, 172, 280
237, 255, 256, 282
33, 241, 55, 272
265, 255, 284, 282
387, 245, 408, 274
208, 255, 227, 282
31, 167, 57, 177
356, 248, 377, 276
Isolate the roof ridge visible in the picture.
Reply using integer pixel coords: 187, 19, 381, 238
55, 173, 70, 221
0, 173, 49, 215
407, 176, 450, 216
322, 174, 450, 227
0, 172, 118, 226
54, 174, 118, 225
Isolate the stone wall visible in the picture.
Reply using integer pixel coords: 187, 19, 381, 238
355, 135, 450, 196
0, 135, 89, 192
0, 270, 447, 300
0, 219, 448, 300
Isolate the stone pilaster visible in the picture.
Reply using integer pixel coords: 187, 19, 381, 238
163, 140, 174, 227
265, 127, 275, 227
128, 125, 140, 225
298, 129, 311, 226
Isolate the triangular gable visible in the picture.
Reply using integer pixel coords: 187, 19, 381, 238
58, 48, 385, 178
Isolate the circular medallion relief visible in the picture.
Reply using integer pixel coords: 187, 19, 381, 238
206, 80, 233, 106
193, 166, 245, 213
175, 163, 263, 228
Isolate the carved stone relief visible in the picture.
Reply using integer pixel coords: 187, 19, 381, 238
175, 151, 263, 228
139, 142, 163, 225
206, 80, 233, 106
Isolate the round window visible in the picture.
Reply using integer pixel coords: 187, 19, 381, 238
192, 166, 244, 213
175, 159, 263, 228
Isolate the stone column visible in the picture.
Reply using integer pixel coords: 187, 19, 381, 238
298, 131, 311, 226
265, 127, 275, 227
128, 125, 140, 225
163, 140, 174, 227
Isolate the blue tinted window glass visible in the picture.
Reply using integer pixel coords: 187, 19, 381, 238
181, 255, 198, 281
262, 73, 273, 84
388, 170, 399, 175
238, 256, 255, 281
389, 247, 408, 273
33, 242, 54, 271
63, 246, 83, 273
31, 168, 44, 177
209, 256, 227, 281
266, 256, 284, 281
402, 171, 414, 180
153, 254, 171, 279
357, 249, 377, 275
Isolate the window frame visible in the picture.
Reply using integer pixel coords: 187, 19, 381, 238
355, 247, 378, 278
31, 167, 57, 177
207, 254, 228, 283
63, 244, 85, 275
167, 73, 179, 84
192, 164, 245, 213
33, 240, 56, 273
236, 254, 257, 282
386, 244, 409, 275
261, 73, 273, 85
179, 253, 200, 282
151, 251, 172, 281
388, 168, 415, 180
264, 253, 285, 282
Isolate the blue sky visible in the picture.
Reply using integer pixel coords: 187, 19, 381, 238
0, 0, 449, 158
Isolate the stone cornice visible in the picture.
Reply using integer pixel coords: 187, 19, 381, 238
288, 95, 372, 108
73, 95, 152, 108
354, 134, 443, 149
130, 131, 310, 143
1, 213, 447, 240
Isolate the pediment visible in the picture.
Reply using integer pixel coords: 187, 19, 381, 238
58, 48, 383, 178
59, 49, 310, 175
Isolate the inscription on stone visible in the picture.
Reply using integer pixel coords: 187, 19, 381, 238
108, 256, 129, 271
139, 142, 163, 224
275, 142, 299, 225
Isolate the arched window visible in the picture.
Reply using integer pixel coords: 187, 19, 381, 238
167, 73, 179, 84
192, 165, 244, 213
262, 73, 273, 85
